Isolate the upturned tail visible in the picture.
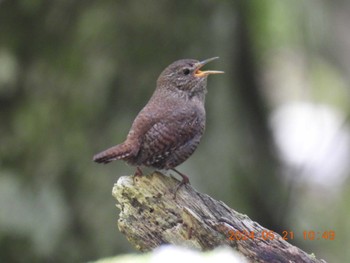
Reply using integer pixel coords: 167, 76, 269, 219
93, 143, 134, 164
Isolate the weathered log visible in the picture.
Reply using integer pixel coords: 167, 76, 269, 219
112, 172, 326, 263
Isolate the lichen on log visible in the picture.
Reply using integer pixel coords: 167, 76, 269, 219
112, 172, 327, 263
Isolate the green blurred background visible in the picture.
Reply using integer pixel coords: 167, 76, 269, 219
1, 0, 349, 262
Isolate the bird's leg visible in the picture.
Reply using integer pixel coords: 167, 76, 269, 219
171, 168, 190, 198
133, 166, 143, 184
134, 166, 143, 177
172, 168, 190, 184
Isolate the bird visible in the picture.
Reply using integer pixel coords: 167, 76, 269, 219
93, 57, 223, 186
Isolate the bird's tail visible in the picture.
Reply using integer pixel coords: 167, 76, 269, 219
93, 143, 134, 164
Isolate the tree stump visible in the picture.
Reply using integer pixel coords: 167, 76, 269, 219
112, 172, 327, 263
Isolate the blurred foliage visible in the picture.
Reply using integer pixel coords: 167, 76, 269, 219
0, 0, 350, 262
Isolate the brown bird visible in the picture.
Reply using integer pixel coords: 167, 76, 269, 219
93, 57, 223, 185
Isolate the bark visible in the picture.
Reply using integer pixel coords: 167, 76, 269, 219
112, 172, 327, 263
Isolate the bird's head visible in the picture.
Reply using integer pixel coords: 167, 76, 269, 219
157, 57, 224, 99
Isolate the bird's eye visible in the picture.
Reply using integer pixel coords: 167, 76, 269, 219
183, 68, 190, 75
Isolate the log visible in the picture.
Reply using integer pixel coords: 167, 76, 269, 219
112, 172, 327, 263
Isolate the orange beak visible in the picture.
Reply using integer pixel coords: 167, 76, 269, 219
194, 57, 224, 77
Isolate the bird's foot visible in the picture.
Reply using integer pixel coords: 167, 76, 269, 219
171, 168, 190, 199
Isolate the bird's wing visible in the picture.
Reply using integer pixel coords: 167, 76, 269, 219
136, 109, 205, 168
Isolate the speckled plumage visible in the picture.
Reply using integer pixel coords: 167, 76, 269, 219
93, 58, 223, 183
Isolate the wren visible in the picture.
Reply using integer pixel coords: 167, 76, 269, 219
93, 57, 223, 185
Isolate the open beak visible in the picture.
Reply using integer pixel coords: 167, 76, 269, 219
194, 57, 224, 77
